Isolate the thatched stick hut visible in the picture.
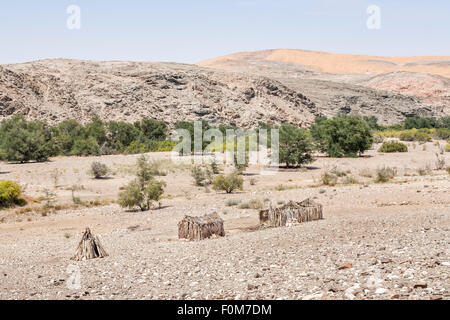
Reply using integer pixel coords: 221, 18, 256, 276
72, 228, 108, 261
263, 199, 323, 227
178, 213, 225, 241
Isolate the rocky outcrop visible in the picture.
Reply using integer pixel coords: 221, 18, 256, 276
0, 59, 319, 128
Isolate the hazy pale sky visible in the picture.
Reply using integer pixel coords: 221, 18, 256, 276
0, 0, 448, 64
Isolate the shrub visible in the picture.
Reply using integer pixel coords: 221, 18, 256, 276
435, 156, 446, 170
321, 172, 338, 186
398, 129, 432, 143
238, 199, 263, 210
210, 159, 220, 174
375, 167, 397, 183
311, 115, 373, 158
279, 124, 315, 167
191, 165, 213, 186
135, 155, 155, 185
118, 179, 165, 211
433, 128, 450, 140
417, 166, 432, 176
378, 141, 408, 153
118, 155, 166, 211
343, 176, 359, 185
89, 162, 110, 179
225, 199, 241, 207
373, 133, 384, 144
0, 180, 23, 207
212, 174, 244, 194
445, 144, 450, 152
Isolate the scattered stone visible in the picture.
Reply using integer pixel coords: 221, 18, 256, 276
338, 262, 353, 270
413, 282, 428, 289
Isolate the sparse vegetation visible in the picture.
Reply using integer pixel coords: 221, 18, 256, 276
225, 199, 241, 207
191, 165, 213, 186
238, 199, 263, 210
417, 165, 432, 176
41, 188, 57, 209
435, 155, 446, 170
375, 167, 397, 183
321, 172, 338, 186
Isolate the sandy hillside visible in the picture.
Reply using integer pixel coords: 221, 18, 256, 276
198, 49, 450, 77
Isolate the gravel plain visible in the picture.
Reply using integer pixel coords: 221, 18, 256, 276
0, 144, 449, 300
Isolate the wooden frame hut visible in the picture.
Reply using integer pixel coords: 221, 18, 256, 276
261, 199, 323, 227
178, 213, 225, 241
72, 228, 108, 261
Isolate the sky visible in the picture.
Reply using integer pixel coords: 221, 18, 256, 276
0, 0, 449, 64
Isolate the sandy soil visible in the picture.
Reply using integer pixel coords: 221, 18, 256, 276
199, 49, 450, 77
0, 141, 449, 300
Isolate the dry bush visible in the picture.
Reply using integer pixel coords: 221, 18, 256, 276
321, 172, 338, 186
239, 199, 263, 210
417, 165, 432, 176
225, 199, 241, 207
191, 165, 213, 186
89, 162, 110, 179
435, 155, 446, 170
359, 168, 373, 178
343, 176, 360, 185
374, 167, 397, 183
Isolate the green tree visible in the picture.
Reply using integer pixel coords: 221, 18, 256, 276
85, 115, 107, 146
107, 121, 140, 151
135, 118, 168, 141
279, 124, 315, 167
118, 155, 166, 211
0, 115, 55, 162
363, 116, 381, 130
437, 116, 450, 129
311, 115, 374, 158
52, 119, 85, 155
71, 136, 100, 156
404, 116, 436, 129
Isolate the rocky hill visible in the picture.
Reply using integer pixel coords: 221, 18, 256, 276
0, 59, 318, 128
1, 50, 449, 129
197, 49, 450, 122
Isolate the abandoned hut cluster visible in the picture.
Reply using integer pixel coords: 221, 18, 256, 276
73, 199, 323, 261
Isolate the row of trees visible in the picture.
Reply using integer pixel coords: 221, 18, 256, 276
0, 115, 169, 163
3, 113, 443, 165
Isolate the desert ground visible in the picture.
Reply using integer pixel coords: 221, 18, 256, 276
0, 140, 449, 300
